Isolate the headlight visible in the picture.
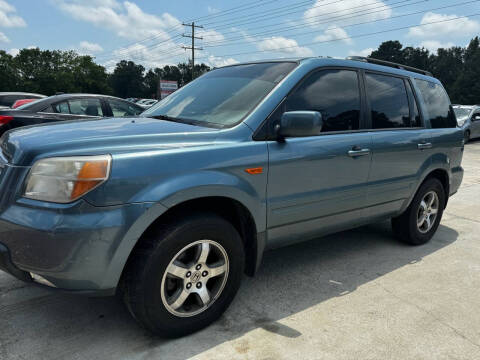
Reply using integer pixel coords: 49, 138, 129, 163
457, 119, 466, 127
24, 155, 111, 203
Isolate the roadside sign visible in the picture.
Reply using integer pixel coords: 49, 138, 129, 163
159, 80, 178, 99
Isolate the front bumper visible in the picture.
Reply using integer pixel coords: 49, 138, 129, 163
0, 198, 156, 294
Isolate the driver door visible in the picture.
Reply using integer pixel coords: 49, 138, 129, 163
266, 68, 372, 248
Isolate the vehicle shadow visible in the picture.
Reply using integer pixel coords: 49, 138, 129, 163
0, 222, 458, 360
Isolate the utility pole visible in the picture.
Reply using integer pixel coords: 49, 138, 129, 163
182, 22, 203, 80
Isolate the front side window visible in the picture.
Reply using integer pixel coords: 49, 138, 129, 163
68, 98, 104, 117
366, 73, 410, 129
143, 62, 297, 128
284, 69, 361, 132
108, 99, 143, 117
415, 79, 456, 128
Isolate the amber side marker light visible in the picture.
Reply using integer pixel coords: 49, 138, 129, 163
71, 160, 110, 200
245, 167, 263, 175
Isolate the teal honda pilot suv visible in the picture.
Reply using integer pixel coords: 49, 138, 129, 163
0, 57, 464, 336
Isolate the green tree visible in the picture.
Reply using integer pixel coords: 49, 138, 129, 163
370, 40, 404, 63
108, 60, 146, 98
0, 51, 19, 91
451, 37, 480, 104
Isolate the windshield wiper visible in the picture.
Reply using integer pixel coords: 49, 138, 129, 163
149, 114, 226, 129
150, 114, 187, 123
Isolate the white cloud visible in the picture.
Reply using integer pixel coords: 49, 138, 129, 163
348, 48, 374, 57
77, 41, 103, 54
103, 40, 189, 71
0, 31, 9, 43
207, 6, 219, 14
408, 12, 480, 38
0, 0, 26, 27
55, 0, 227, 70
55, 0, 181, 41
257, 36, 313, 57
7, 48, 19, 56
197, 28, 224, 43
315, 27, 352, 44
206, 55, 238, 68
304, 0, 391, 28
419, 40, 455, 53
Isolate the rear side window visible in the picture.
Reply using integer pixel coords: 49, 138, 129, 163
285, 69, 361, 132
415, 79, 456, 128
366, 73, 410, 128
108, 99, 143, 117
69, 98, 104, 116
53, 101, 70, 114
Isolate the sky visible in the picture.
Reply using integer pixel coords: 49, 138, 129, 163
1, 0, 479, 71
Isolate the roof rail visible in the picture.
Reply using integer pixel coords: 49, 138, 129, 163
346, 56, 433, 76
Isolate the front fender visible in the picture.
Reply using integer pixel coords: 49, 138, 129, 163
101, 171, 267, 289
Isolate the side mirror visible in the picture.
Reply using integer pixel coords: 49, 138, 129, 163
474, 115, 480, 121
275, 111, 323, 139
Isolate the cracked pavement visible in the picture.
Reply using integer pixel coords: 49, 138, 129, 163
1, 141, 480, 360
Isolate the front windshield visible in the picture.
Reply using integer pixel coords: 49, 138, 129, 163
143, 62, 297, 128
454, 107, 472, 122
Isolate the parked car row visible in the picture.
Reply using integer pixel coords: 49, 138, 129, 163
0, 92, 46, 109
0, 93, 144, 135
453, 104, 480, 142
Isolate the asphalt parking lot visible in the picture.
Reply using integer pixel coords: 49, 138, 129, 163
1, 141, 480, 360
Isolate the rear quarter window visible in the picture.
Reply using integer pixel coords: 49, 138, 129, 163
415, 79, 456, 128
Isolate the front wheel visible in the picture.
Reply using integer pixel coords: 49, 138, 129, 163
122, 213, 245, 337
392, 178, 445, 245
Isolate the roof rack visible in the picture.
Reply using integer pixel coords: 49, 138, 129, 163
346, 56, 433, 76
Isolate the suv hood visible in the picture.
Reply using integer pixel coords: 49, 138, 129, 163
1, 116, 221, 165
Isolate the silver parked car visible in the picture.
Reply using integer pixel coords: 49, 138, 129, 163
453, 105, 480, 142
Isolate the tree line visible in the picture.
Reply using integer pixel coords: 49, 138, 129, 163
1, 36, 479, 104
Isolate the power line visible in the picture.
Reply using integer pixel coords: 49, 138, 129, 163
204, 0, 409, 36
95, 0, 288, 60
196, 13, 480, 61
100, 0, 407, 64
202, 0, 472, 48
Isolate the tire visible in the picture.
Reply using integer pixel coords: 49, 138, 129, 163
465, 130, 470, 144
391, 178, 445, 245
122, 213, 245, 337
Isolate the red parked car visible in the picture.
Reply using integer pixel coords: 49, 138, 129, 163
12, 99, 37, 108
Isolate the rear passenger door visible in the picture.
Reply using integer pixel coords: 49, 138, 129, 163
364, 72, 432, 218
266, 68, 373, 247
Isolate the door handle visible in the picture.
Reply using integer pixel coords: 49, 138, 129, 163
348, 147, 370, 157
417, 142, 432, 150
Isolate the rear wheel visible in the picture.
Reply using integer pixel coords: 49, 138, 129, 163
122, 213, 245, 337
392, 178, 445, 245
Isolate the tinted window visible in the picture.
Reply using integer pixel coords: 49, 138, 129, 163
143, 62, 297, 128
68, 98, 104, 116
406, 81, 422, 127
415, 79, 456, 128
284, 69, 361, 132
366, 73, 410, 128
109, 99, 143, 117
0, 95, 21, 107
53, 101, 70, 114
